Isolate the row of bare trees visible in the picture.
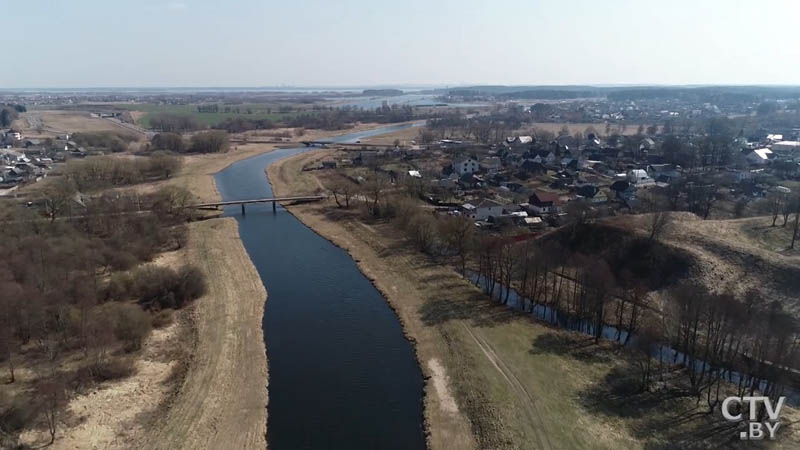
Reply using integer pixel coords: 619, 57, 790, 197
468, 228, 799, 416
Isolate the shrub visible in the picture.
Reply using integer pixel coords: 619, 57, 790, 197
110, 303, 152, 352
189, 130, 229, 153
71, 131, 139, 152
78, 357, 136, 382
151, 133, 185, 152
175, 265, 207, 305
105, 272, 134, 301
132, 264, 206, 310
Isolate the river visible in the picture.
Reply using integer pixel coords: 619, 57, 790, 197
214, 124, 426, 450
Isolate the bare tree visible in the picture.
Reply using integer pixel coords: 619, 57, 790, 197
41, 177, 77, 222
39, 380, 66, 444
440, 215, 475, 274
639, 193, 672, 241
330, 176, 356, 209
362, 174, 388, 217
764, 192, 786, 227
790, 195, 800, 249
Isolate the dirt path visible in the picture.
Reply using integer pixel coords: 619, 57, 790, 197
140, 219, 269, 450
461, 324, 554, 450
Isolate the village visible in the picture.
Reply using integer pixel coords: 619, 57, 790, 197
0, 128, 88, 194
315, 118, 800, 235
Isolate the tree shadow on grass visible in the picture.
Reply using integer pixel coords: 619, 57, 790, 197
529, 331, 619, 365
419, 293, 518, 329
577, 361, 752, 449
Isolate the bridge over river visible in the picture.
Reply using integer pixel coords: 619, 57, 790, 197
188, 195, 327, 214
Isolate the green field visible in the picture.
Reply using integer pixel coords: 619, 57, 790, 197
114, 103, 309, 128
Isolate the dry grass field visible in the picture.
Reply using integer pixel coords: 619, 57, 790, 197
359, 124, 426, 146
19, 110, 138, 137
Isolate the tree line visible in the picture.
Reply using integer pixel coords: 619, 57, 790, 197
71, 131, 140, 153
149, 130, 229, 154
0, 104, 25, 127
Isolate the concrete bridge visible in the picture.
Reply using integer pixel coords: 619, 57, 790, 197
188, 195, 327, 214
300, 140, 393, 149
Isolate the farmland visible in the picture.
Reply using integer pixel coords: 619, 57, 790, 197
113, 103, 313, 128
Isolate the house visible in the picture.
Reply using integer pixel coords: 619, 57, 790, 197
529, 190, 561, 215
639, 137, 656, 151
530, 150, 556, 165
767, 134, 783, 142
575, 184, 603, 203
562, 158, 586, 170
480, 157, 502, 174
458, 173, 482, 188
745, 148, 774, 165
610, 180, 637, 201
4, 129, 22, 142
510, 136, 533, 146
321, 160, 337, 169
453, 156, 479, 176
463, 198, 506, 221
519, 160, 546, 175
523, 216, 544, 228
407, 170, 422, 178
647, 164, 681, 182
627, 169, 654, 185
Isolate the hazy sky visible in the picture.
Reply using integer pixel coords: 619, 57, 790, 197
4, 0, 799, 88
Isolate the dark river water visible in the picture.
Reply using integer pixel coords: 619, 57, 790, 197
214, 124, 426, 450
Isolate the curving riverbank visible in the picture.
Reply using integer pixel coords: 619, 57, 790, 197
267, 151, 479, 450
139, 123, 401, 449
140, 218, 269, 449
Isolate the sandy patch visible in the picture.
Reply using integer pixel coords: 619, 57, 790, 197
427, 359, 459, 414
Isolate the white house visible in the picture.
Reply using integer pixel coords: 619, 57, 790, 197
453, 157, 479, 176
508, 136, 532, 146
627, 169, 654, 185
464, 198, 505, 220
746, 148, 774, 165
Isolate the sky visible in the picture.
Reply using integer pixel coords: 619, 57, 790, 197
3, 0, 800, 88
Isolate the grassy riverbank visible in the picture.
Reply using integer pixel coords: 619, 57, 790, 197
139, 218, 269, 449
267, 150, 800, 450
